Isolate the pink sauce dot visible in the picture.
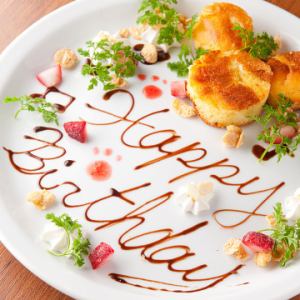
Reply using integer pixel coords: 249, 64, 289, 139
116, 155, 122, 161
137, 74, 146, 81
93, 147, 100, 155
104, 148, 113, 156
152, 75, 160, 81
163, 79, 168, 84
143, 85, 162, 100
87, 160, 112, 181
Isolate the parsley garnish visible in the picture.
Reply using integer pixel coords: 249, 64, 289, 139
261, 203, 300, 267
253, 94, 300, 162
46, 213, 90, 267
78, 39, 141, 91
3, 96, 58, 125
233, 24, 278, 60
137, 0, 184, 45
168, 45, 208, 76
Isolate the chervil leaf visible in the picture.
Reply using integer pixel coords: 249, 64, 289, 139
3, 96, 58, 125
233, 24, 278, 60
252, 94, 299, 161
267, 203, 300, 266
137, 0, 184, 45
78, 38, 141, 91
168, 44, 208, 77
45, 213, 91, 267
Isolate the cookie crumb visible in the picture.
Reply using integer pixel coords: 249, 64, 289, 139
54, 48, 78, 69
172, 98, 197, 118
26, 189, 56, 210
222, 125, 244, 148
224, 238, 249, 260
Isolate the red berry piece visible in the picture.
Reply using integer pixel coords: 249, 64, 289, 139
280, 125, 297, 139
36, 65, 62, 87
89, 242, 114, 270
170, 80, 187, 99
242, 231, 274, 253
63, 121, 87, 143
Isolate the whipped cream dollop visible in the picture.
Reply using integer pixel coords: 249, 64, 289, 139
41, 223, 69, 253
284, 188, 300, 221
176, 181, 215, 215
140, 25, 180, 52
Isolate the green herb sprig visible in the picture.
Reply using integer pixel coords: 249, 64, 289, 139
167, 14, 208, 77
253, 94, 300, 161
233, 24, 278, 60
167, 45, 208, 77
137, 0, 184, 45
46, 213, 90, 267
261, 203, 300, 267
3, 96, 58, 125
78, 39, 141, 91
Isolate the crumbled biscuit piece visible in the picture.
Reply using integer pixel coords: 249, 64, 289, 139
254, 251, 272, 267
119, 28, 130, 38
266, 215, 276, 228
224, 238, 249, 260
141, 43, 158, 64
129, 25, 147, 40
54, 48, 78, 69
172, 98, 197, 118
179, 15, 188, 26
111, 74, 127, 88
222, 125, 244, 148
26, 189, 56, 210
272, 245, 285, 262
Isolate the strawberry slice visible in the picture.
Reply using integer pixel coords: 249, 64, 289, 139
171, 80, 187, 99
280, 125, 297, 139
63, 121, 87, 143
89, 242, 114, 270
36, 65, 62, 87
242, 231, 274, 253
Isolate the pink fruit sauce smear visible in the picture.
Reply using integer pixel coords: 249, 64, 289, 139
163, 79, 168, 84
93, 146, 100, 155
87, 160, 112, 181
104, 148, 113, 156
116, 155, 122, 161
137, 74, 146, 81
152, 75, 160, 81
143, 85, 162, 99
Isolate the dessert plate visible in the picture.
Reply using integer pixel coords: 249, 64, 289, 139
0, 0, 300, 299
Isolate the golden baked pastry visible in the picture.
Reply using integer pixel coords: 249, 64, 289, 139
187, 50, 272, 127
267, 52, 300, 109
192, 2, 253, 51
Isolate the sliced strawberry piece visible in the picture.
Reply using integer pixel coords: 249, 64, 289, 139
242, 231, 274, 253
170, 80, 187, 99
63, 121, 87, 143
89, 242, 114, 270
36, 65, 62, 87
280, 125, 297, 139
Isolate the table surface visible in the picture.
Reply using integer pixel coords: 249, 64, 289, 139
0, 0, 300, 299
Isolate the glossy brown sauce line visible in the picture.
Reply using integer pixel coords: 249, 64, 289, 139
3, 127, 66, 175
2, 89, 286, 293
31, 86, 75, 113
252, 144, 276, 161
109, 264, 244, 293
64, 160, 75, 167
84, 89, 154, 129
84, 89, 285, 228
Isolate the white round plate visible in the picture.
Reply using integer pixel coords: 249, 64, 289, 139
0, 0, 300, 299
